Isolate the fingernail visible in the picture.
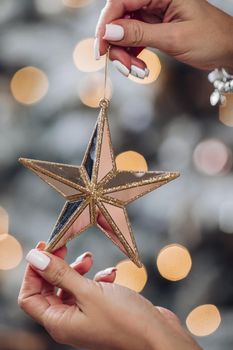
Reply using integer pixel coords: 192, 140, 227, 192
75, 252, 92, 264
26, 249, 50, 271
94, 37, 100, 60
112, 60, 130, 77
145, 68, 150, 77
103, 24, 124, 41
131, 65, 146, 79
36, 241, 46, 250
96, 267, 117, 277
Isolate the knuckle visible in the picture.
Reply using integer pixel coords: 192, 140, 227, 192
18, 296, 25, 309
50, 265, 68, 287
131, 21, 144, 46
50, 331, 67, 345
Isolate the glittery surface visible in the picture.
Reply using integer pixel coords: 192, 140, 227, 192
19, 99, 180, 267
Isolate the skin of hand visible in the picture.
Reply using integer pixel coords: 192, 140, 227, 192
18, 242, 202, 350
95, 0, 233, 73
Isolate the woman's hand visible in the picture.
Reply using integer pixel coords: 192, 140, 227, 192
18, 242, 201, 350
95, 0, 233, 77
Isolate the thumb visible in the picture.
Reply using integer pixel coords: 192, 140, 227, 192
103, 19, 176, 52
26, 249, 88, 299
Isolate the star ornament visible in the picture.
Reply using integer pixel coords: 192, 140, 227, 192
19, 99, 179, 267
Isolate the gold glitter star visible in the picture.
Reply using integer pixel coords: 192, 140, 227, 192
19, 99, 179, 267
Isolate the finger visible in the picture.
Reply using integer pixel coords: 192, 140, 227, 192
38, 241, 68, 298
110, 46, 147, 73
156, 306, 181, 323
37, 241, 67, 260
96, 0, 172, 54
25, 249, 89, 302
94, 267, 117, 283
53, 245, 67, 260
96, 0, 171, 37
96, 0, 150, 56
36, 241, 46, 250
58, 252, 93, 300
103, 19, 176, 52
18, 243, 65, 324
18, 263, 62, 325
70, 252, 93, 275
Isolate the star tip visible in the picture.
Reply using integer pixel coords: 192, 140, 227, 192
171, 171, 180, 179
18, 157, 31, 166
134, 259, 143, 268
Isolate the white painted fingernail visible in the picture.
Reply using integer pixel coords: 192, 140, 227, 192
75, 252, 92, 264
131, 65, 146, 79
94, 37, 100, 60
96, 267, 117, 277
145, 68, 150, 77
103, 24, 124, 41
26, 249, 50, 271
113, 60, 129, 77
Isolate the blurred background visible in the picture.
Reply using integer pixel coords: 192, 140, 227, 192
0, 0, 233, 349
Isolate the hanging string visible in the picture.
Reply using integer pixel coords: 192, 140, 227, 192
99, 45, 110, 109
103, 45, 110, 100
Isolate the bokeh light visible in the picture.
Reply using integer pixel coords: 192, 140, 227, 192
73, 38, 105, 72
35, 0, 63, 15
63, 0, 93, 8
79, 73, 112, 108
129, 49, 161, 84
116, 151, 148, 171
186, 304, 221, 336
115, 259, 147, 292
10, 66, 49, 105
157, 244, 192, 281
0, 234, 23, 270
219, 93, 233, 127
0, 206, 9, 235
193, 139, 232, 176
219, 200, 233, 234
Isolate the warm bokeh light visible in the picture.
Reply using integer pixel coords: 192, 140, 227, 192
0, 234, 23, 270
63, 0, 93, 8
186, 304, 221, 336
219, 200, 233, 234
35, 0, 63, 15
193, 139, 232, 176
0, 206, 9, 235
116, 151, 148, 171
10, 66, 49, 105
219, 93, 233, 127
157, 244, 192, 281
129, 49, 161, 84
115, 259, 147, 292
79, 73, 112, 108
73, 38, 105, 72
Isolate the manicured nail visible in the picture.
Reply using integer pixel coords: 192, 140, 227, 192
131, 65, 146, 79
96, 267, 117, 278
26, 249, 50, 271
103, 24, 124, 41
113, 60, 130, 77
145, 68, 150, 77
36, 241, 46, 250
94, 37, 100, 60
75, 252, 92, 264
